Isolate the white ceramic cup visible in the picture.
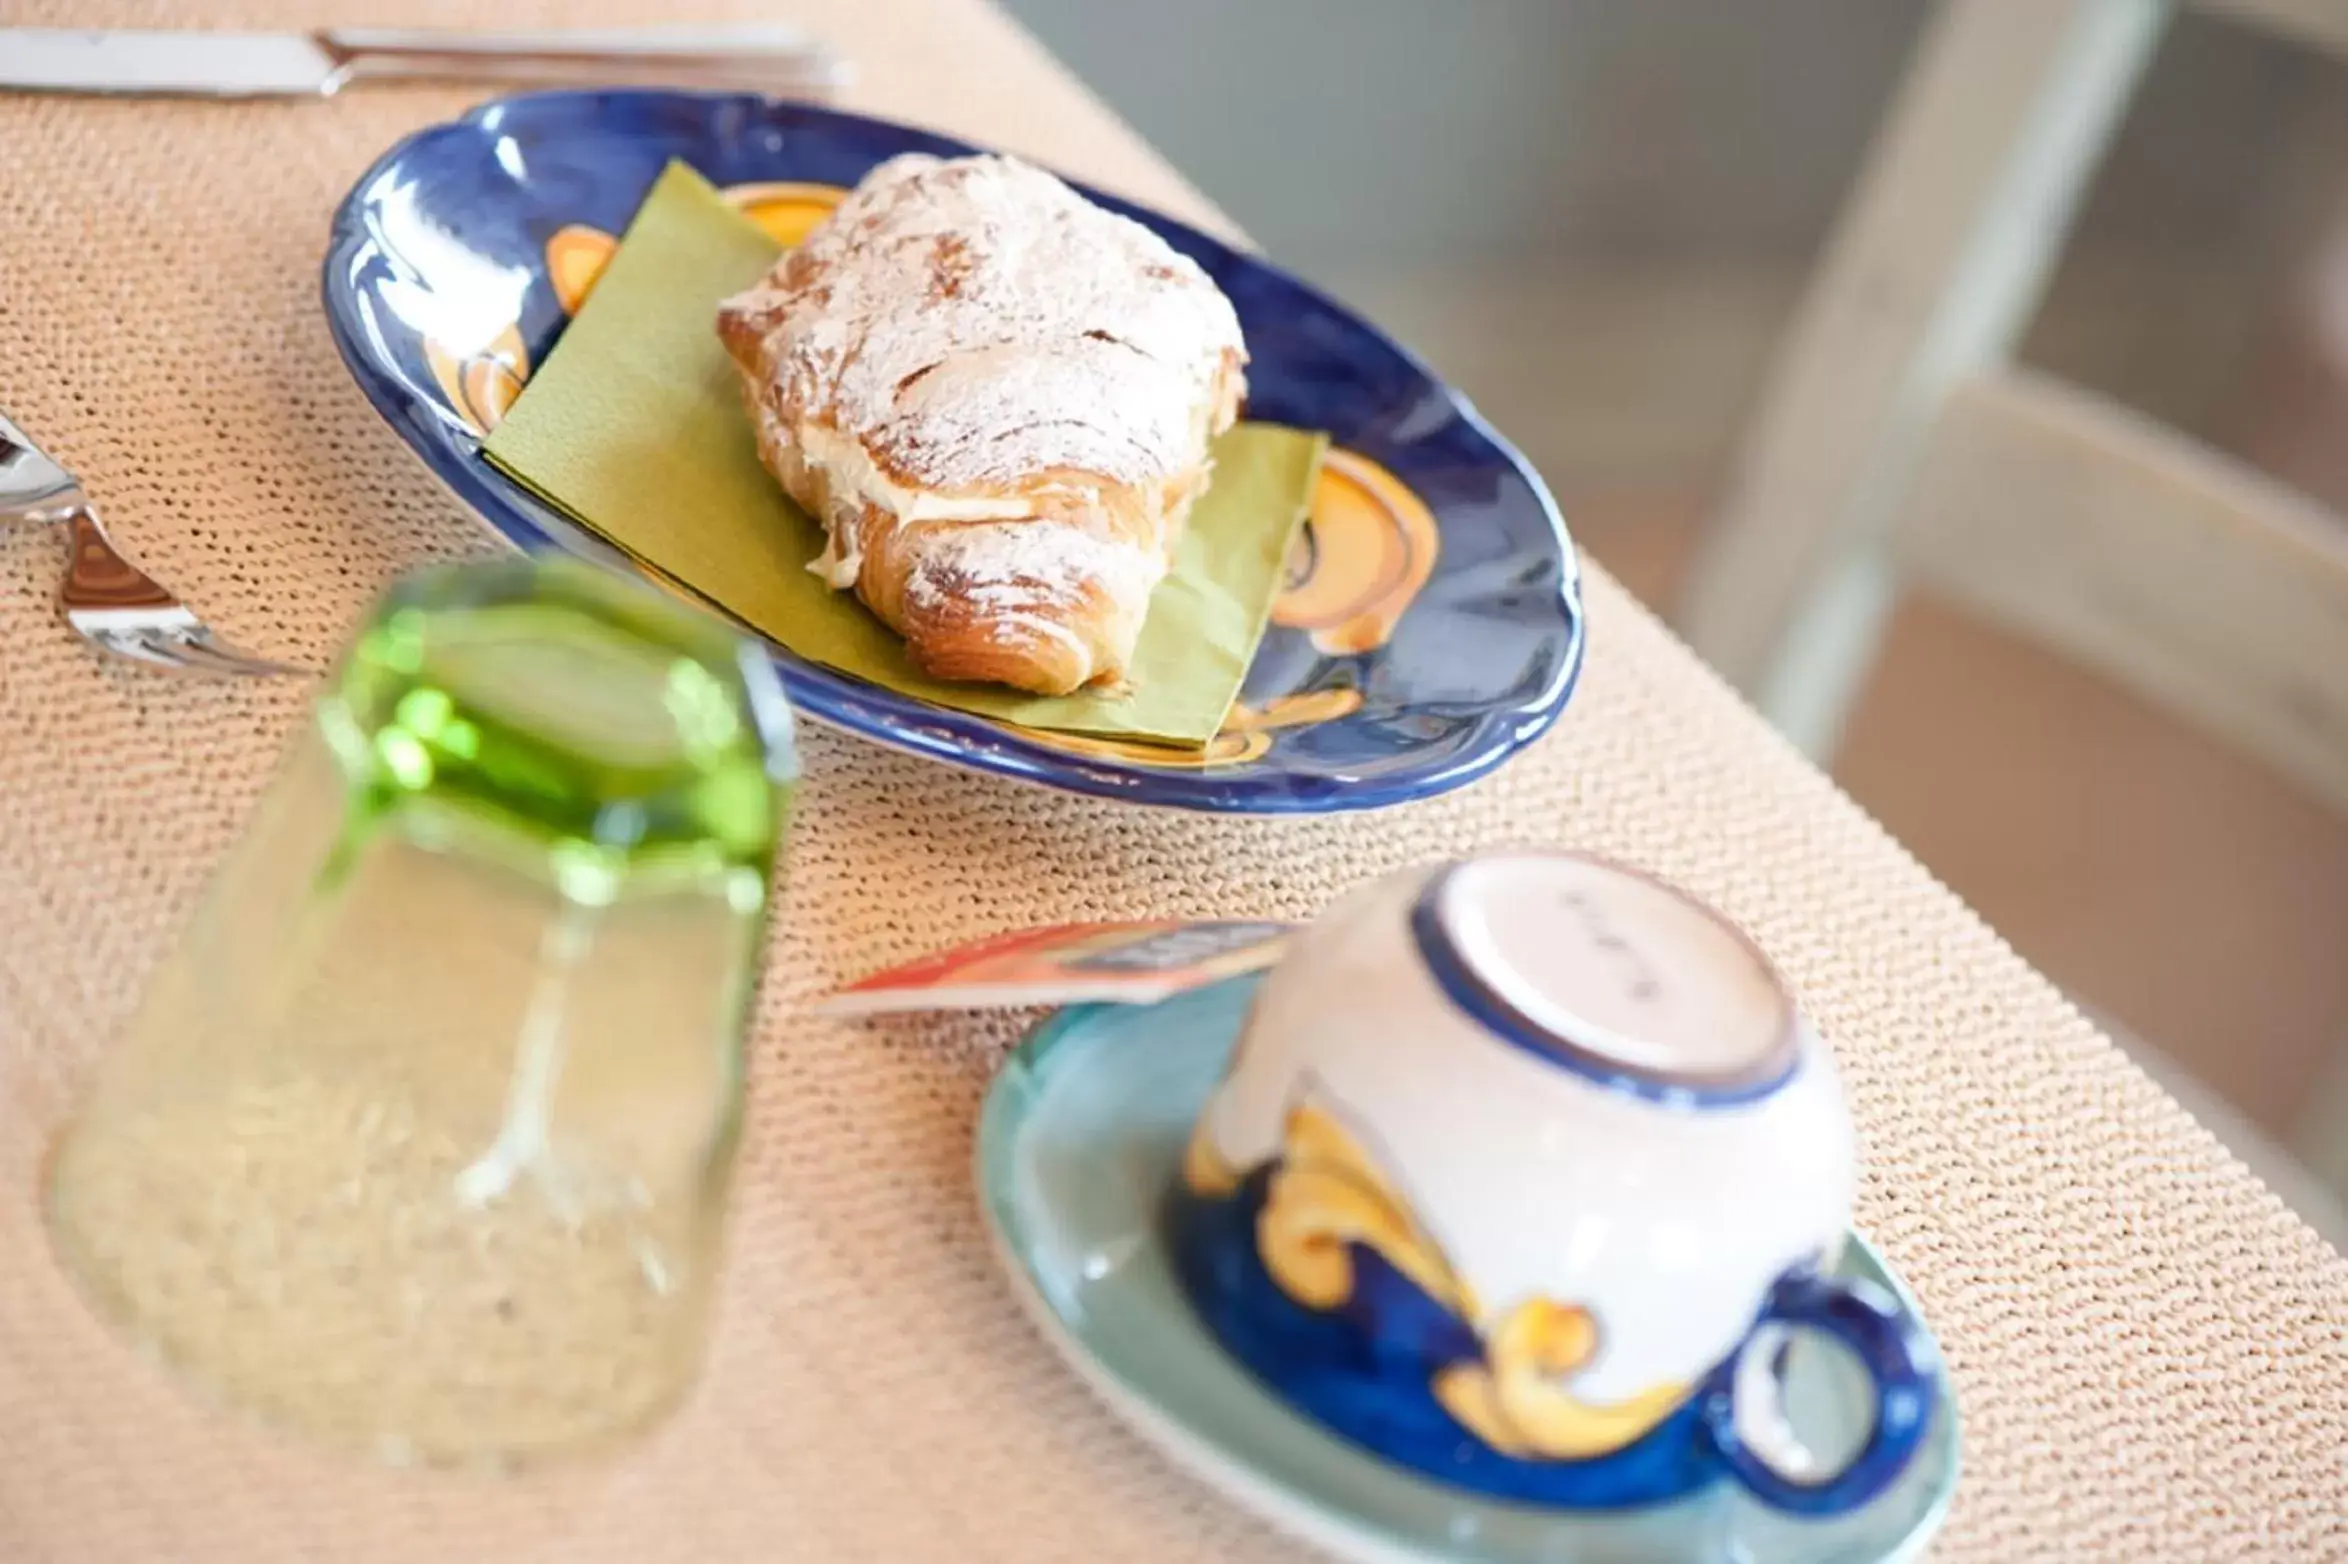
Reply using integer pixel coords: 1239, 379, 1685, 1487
1166, 850, 1938, 1513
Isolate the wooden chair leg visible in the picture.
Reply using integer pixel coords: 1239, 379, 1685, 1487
1674, 0, 2167, 757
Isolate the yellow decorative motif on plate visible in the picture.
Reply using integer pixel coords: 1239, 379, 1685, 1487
428, 182, 851, 436
1009, 689, 1364, 770
719, 181, 850, 248
546, 225, 621, 316
1004, 726, 1272, 769
1273, 447, 1441, 655
425, 325, 530, 436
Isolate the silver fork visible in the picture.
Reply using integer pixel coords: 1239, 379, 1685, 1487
0, 409, 301, 676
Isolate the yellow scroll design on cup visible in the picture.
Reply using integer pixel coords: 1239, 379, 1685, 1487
1432, 1301, 1689, 1460
1182, 1117, 1245, 1199
1255, 1099, 1475, 1319
1200, 1088, 1689, 1462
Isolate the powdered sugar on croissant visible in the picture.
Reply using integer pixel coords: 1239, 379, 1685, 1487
716, 152, 1247, 695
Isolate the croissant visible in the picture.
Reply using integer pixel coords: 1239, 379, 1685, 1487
716, 153, 1247, 695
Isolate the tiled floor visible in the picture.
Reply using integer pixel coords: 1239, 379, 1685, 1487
1588, 495, 2348, 1173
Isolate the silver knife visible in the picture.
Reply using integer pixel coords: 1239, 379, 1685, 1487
0, 26, 852, 99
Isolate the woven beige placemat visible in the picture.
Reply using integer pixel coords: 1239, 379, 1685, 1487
2, 1, 2344, 1559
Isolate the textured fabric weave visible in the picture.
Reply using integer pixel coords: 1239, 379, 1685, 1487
1, 2, 2343, 1559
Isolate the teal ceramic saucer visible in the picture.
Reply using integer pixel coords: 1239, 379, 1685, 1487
975, 978, 1960, 1564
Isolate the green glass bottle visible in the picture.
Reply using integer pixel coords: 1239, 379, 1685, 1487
47, 557, 794, 1468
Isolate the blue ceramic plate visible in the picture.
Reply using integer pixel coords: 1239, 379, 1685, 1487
323, 92, 1583, 813
976, 978, 1959, 1564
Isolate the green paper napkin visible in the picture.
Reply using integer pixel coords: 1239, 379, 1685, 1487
484, 161, 1325, 746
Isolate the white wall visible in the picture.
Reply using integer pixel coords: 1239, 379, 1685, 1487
1001, 1, 2338, 491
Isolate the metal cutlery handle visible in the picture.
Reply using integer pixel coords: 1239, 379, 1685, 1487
0, 410, 87, 525
318, 26, 853, 97
0, 405, 300, 675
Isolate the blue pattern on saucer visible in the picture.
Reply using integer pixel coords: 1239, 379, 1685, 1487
1167, 1166, 1732, 1508
322, 90, 1583, 813
1168, 1169, 1938, 1514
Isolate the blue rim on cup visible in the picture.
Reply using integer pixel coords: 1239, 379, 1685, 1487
1407, 859, 1802, 1108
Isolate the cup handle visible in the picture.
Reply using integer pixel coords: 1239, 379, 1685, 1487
1702, 1271, 1941, 1516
